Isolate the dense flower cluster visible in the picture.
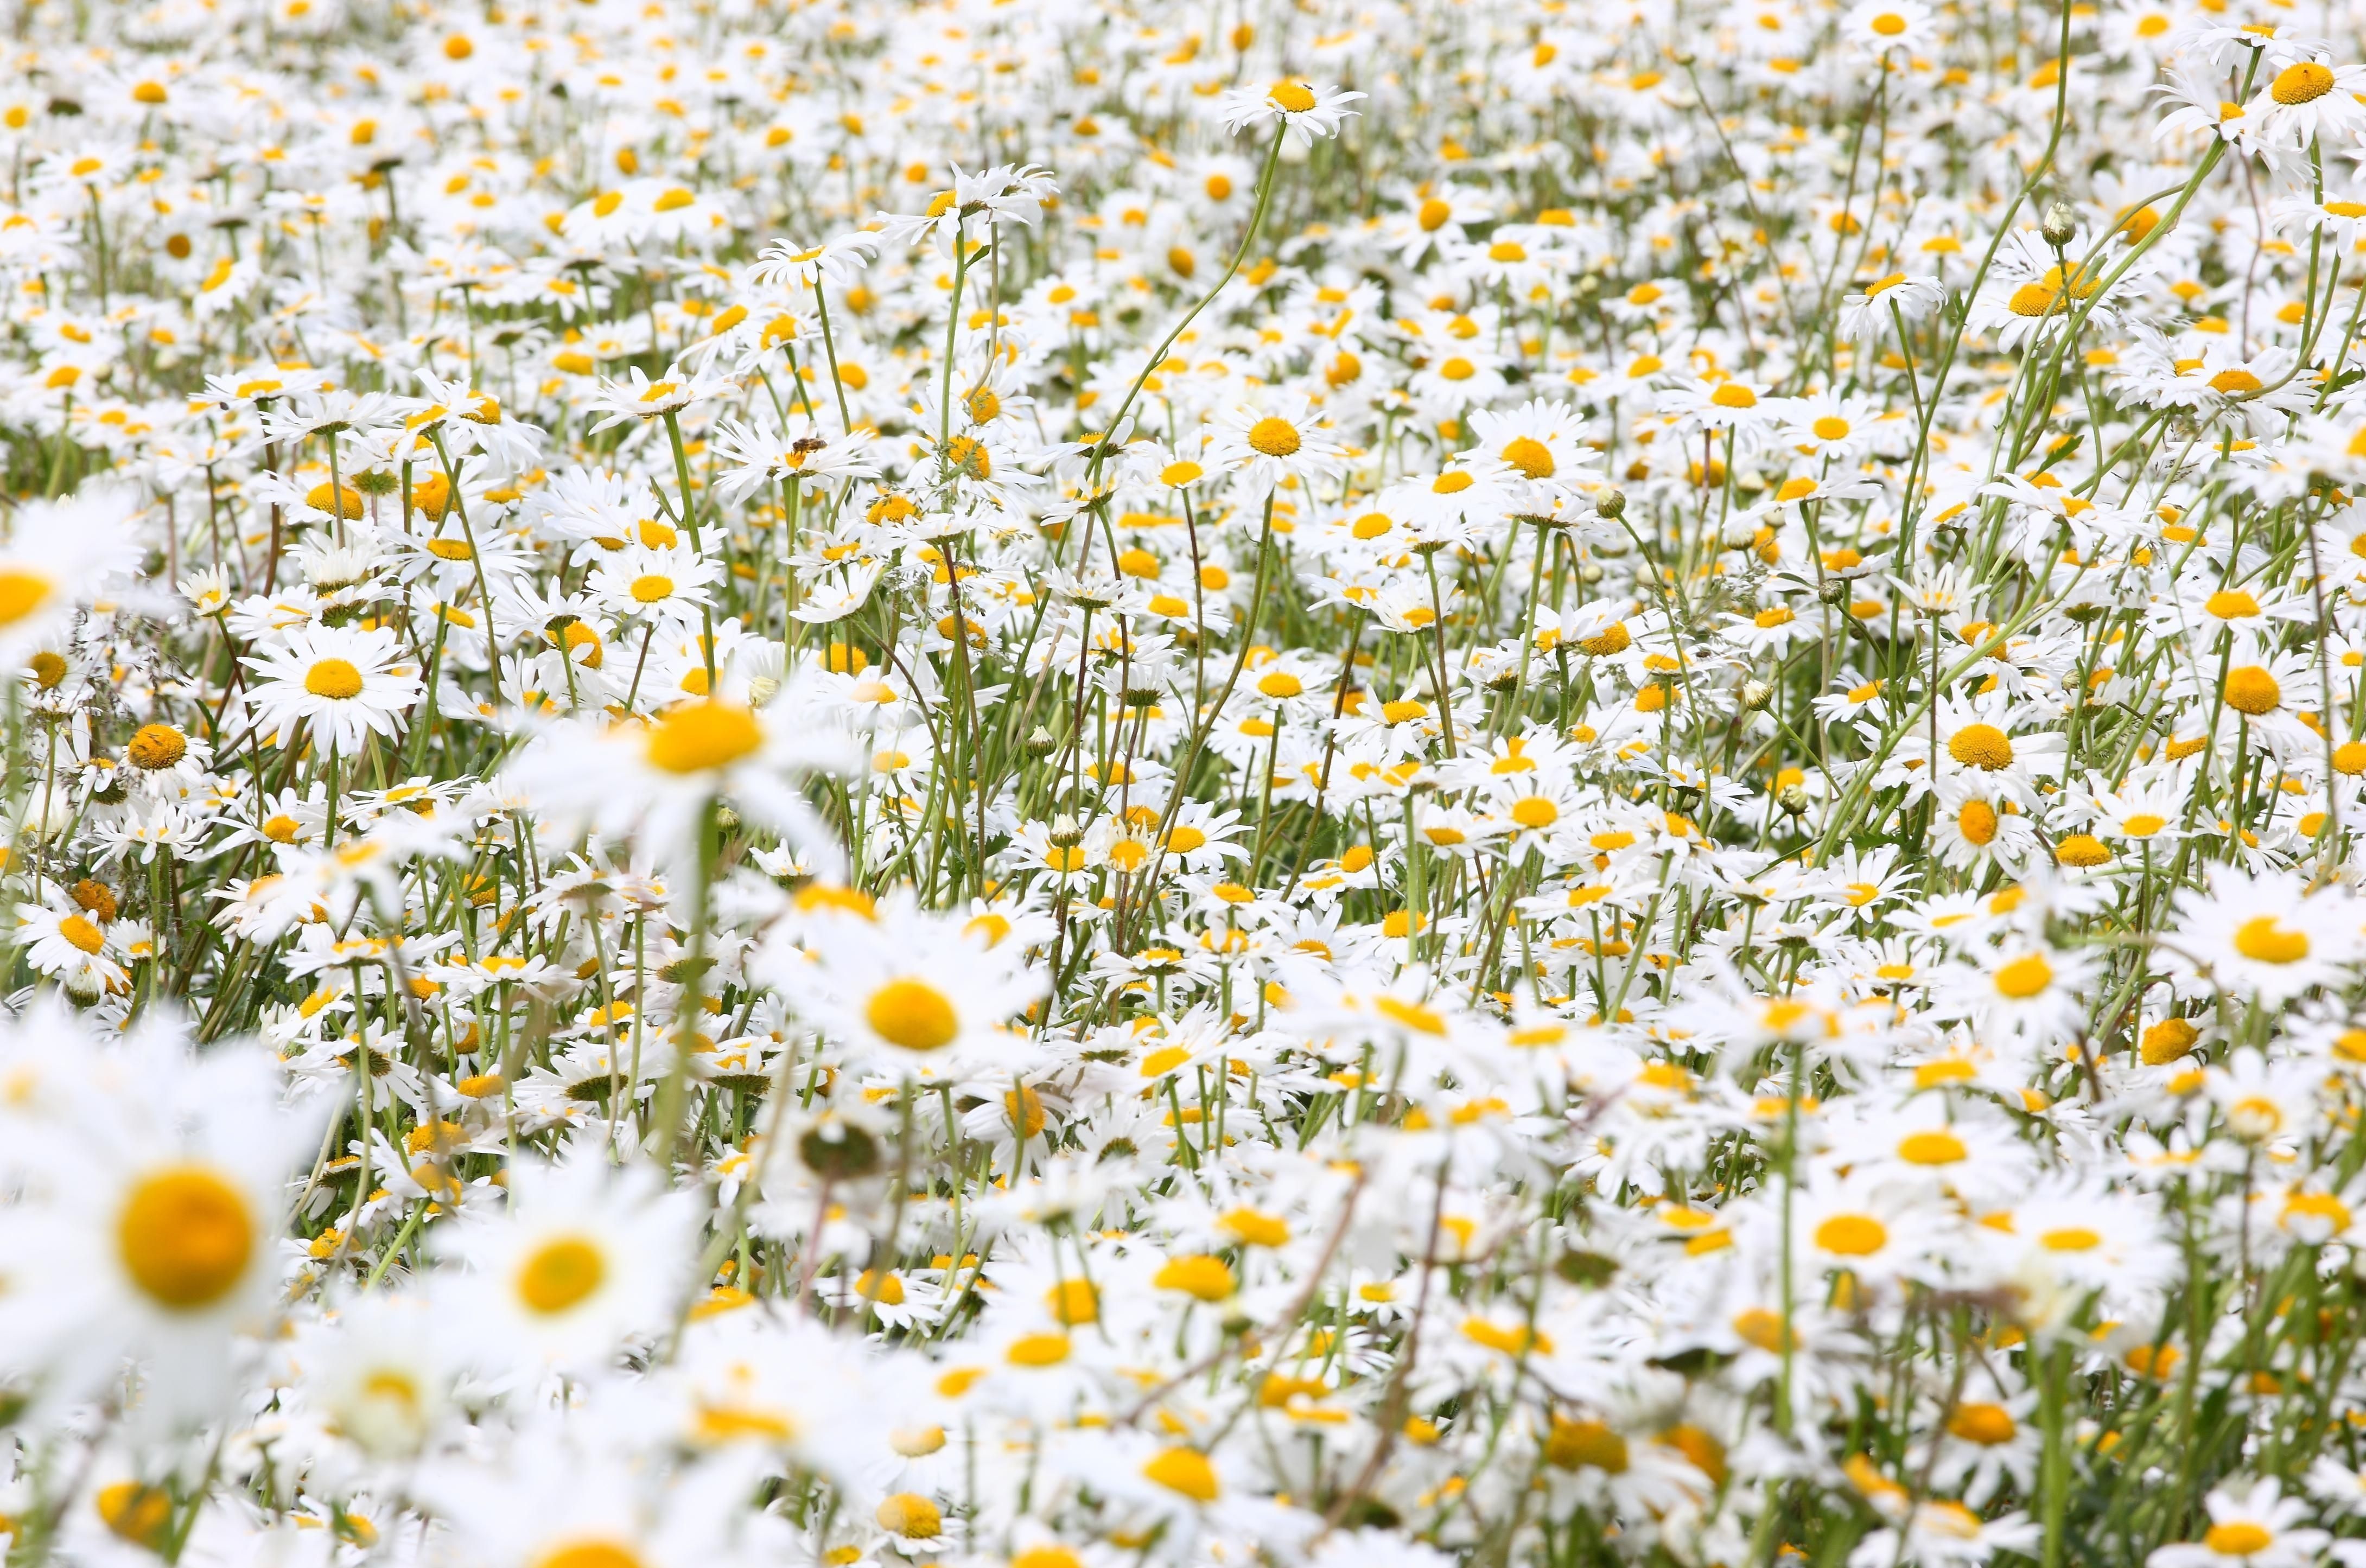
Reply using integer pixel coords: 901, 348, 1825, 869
8, 0, 2366, 1563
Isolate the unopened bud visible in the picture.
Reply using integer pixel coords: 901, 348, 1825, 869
1777, 782, 1811, 817
799, 1120, 882, 1181
2040, 201, 2077, 248
1593, 488, 1626, 521
1024, 725, 1058, 757
1739, 678, 1774, 711
1048, 813, 1085, 848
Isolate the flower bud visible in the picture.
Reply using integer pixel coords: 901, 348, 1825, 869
799, 1119, 882, 1181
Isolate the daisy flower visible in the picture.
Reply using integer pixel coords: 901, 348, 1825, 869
1217, 79, 1365, 145
2171, 868, 2357, 1004
0, 482, 138, 666
1204, 394, 1351, 493
797, 896, 1048, 1073
2149, 1481, 2330, 1568
242, 623, 424, 756
433, 1143, 695, 1371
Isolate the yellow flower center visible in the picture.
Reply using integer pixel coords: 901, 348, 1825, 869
1947, 722, 2014, 770
2223, 666, 2280, 715
1871, 11, 1907, 34
2141, 1018, 2199, 1065
2055, 833, 2111, 866
537, 1541, 646, 1568
2205, 589, 2260, 619
1154, 1254, 1237, 1301
2009, 262, 2099, 318
128, 724, 187, 770
629, 573, 676, 604
2209, 368, 2261, 395
1247, 416, 1302, 457
1375, 996, 1446, 1036
895, 1425, 950, 1457
1815, 1214, 1887, 1255
1545, 1417, 1631, 1473
118, 1165, 254, 1310
97, 1483, 175, 1549
945, 435, 991, 478
61, 913, 106, 953
876, 1495, 942, 1540
1045, 1277, 1097, 1325
1143, 1446, 1220, 1501
2205, 1524, 2274, 1558
1006, 1331, 1071, 1366
1947, 1403, 2016, 1444
306, 481, 364, 518
1957, 799, 1998, 845
1896, 1130, 1967, 1165
305, 658, 365, 700
866, 978, 960, 1051
1269, 81, 1318, 113
2008, 282, 2057, 317
1222, 1207, 1292, 1246
2233, 915, 2309, 964
1498, 436, 1554, 479
517, 1235, 606, 1315
1512, 796, 1558, 828
2272, 61, 2334, 104
644, 701, 762, 774
1994, 953, 2053, 998
1710, 383, 1758, 409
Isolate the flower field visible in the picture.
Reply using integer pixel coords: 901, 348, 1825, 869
5, 0, 2366, 1563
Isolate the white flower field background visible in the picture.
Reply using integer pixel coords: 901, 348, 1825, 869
1, 0, 2363, 1564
